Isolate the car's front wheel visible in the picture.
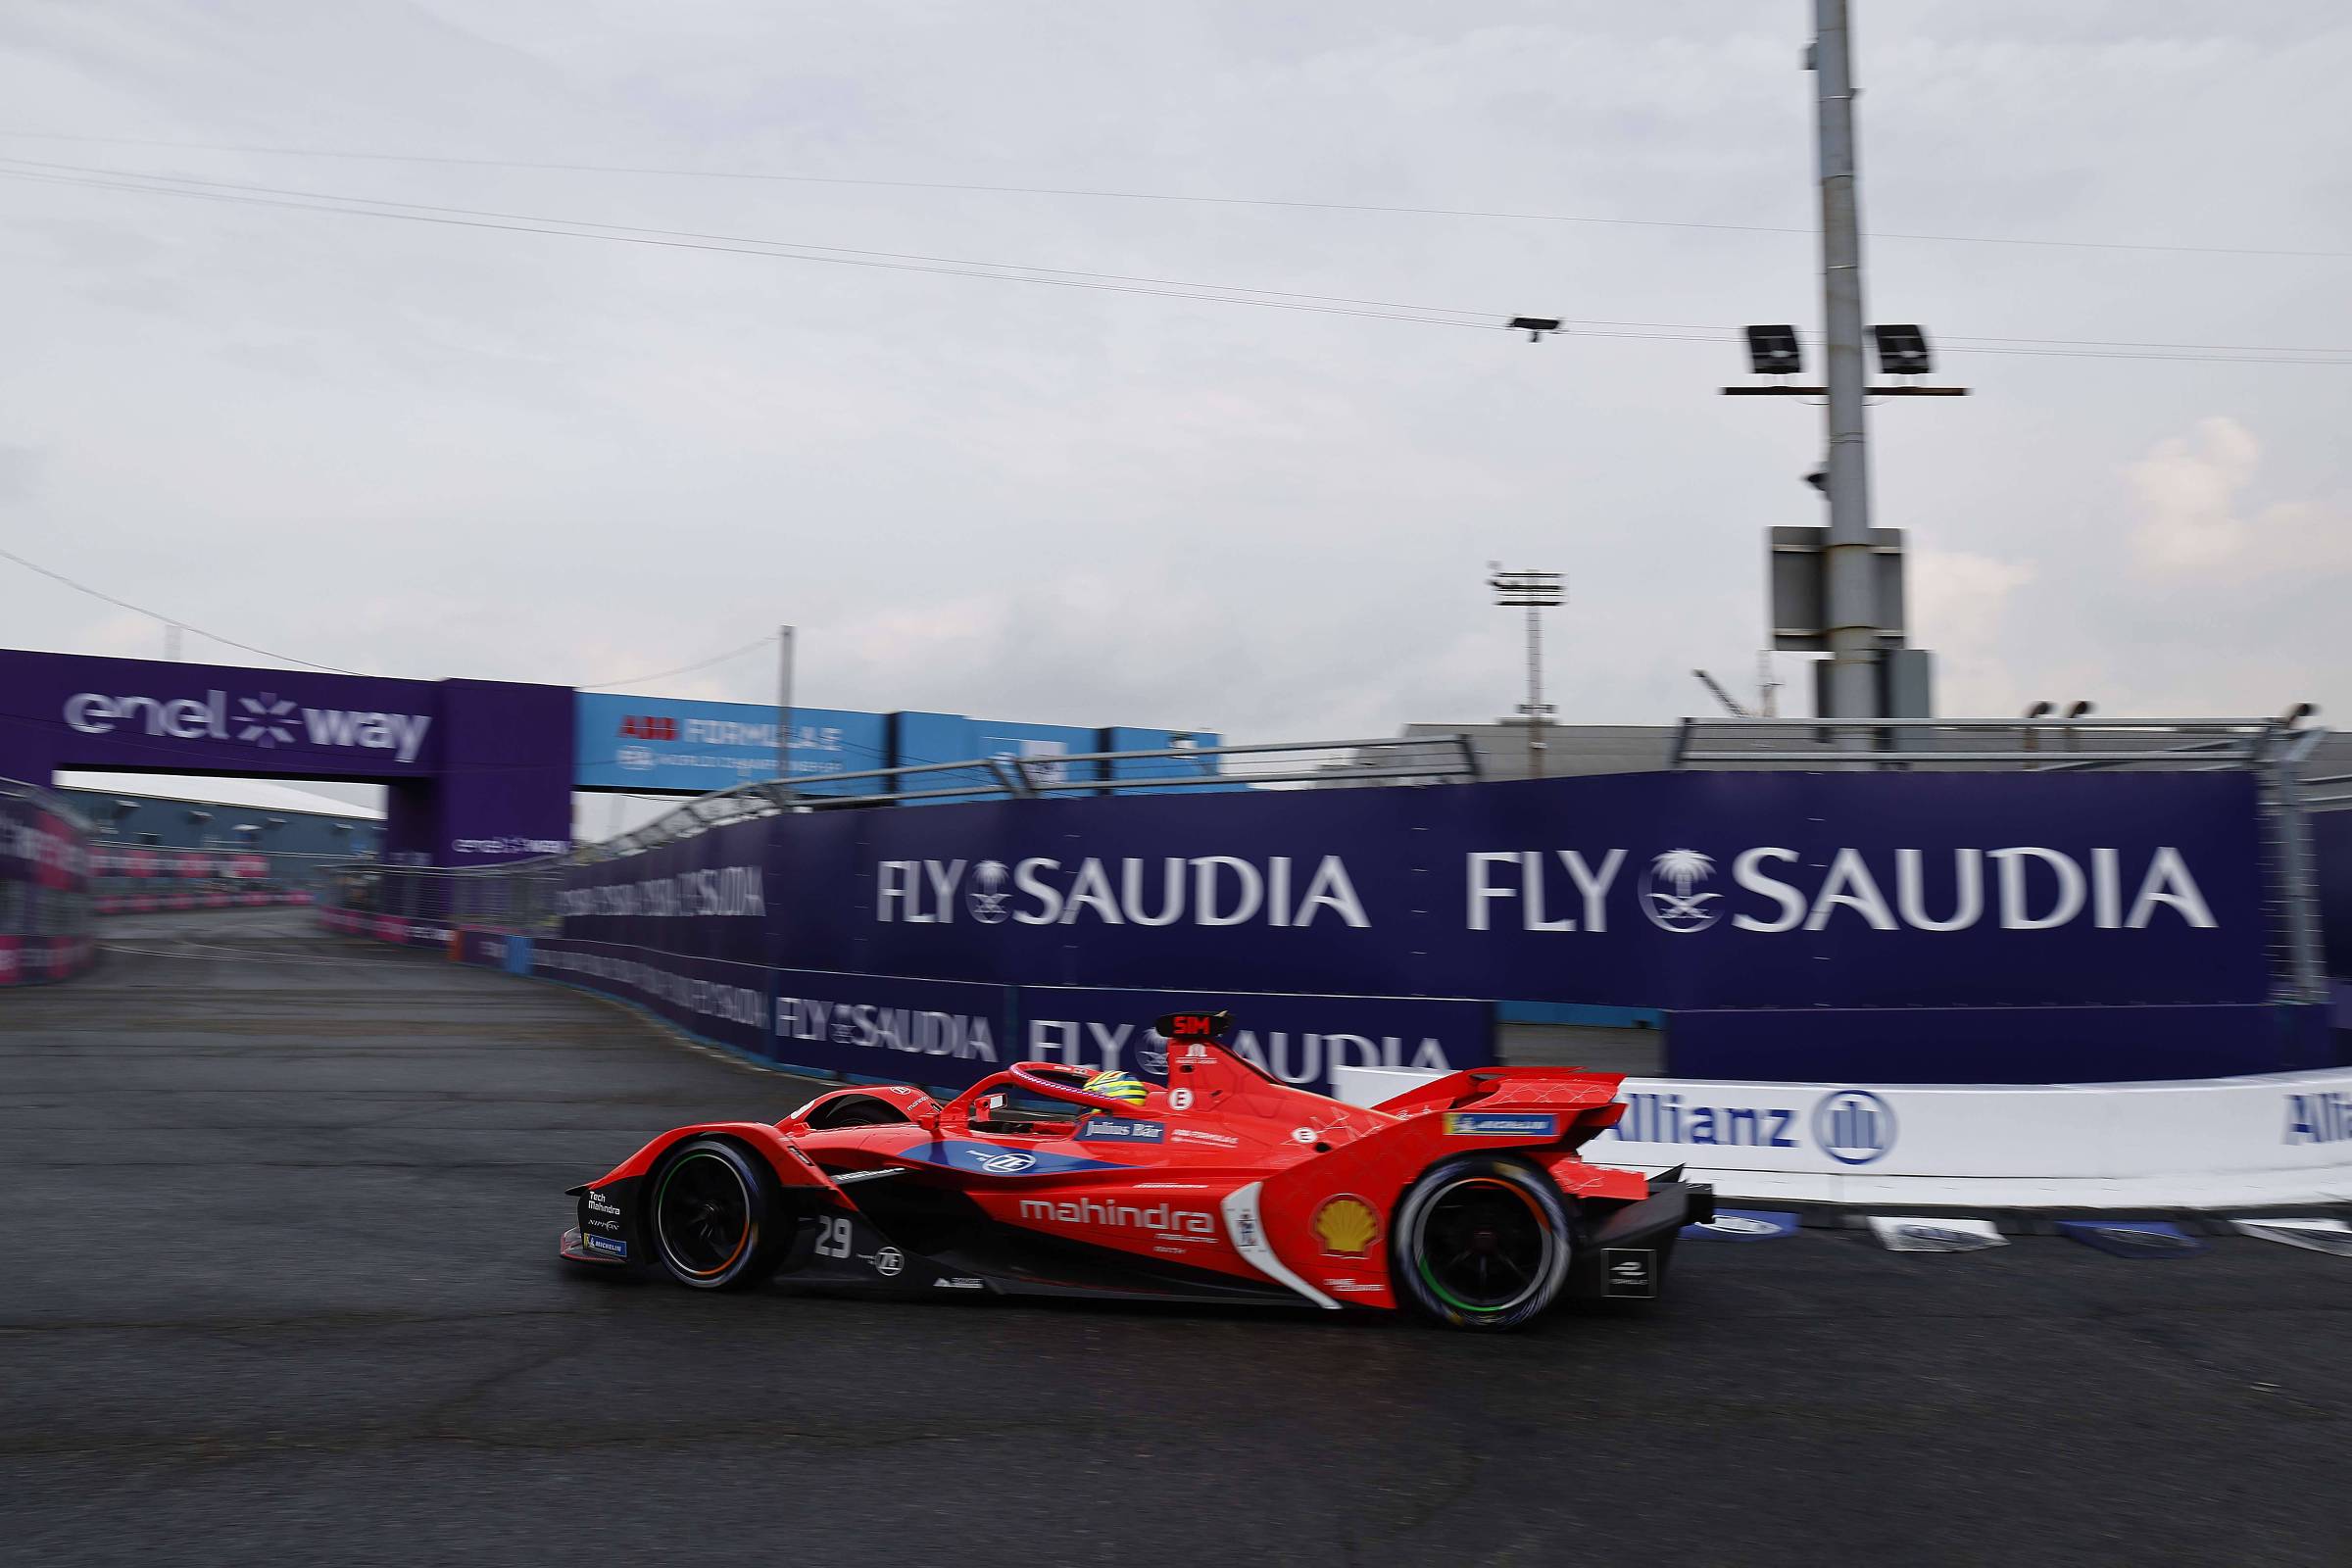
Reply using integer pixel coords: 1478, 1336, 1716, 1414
1391, 1154, 1573, 1330
648, 1138, 785, 1290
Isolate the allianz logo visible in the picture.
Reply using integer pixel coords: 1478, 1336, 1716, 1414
877, 856, 1368, 929
1606, 1088, 1897, 1165
65, 689, 433, 764
2284, 1090, 2352, 1145
1468, 846, 2216, 934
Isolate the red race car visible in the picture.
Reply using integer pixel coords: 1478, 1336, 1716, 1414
561, 1009, 1711, 1330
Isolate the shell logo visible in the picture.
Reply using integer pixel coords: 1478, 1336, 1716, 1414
1312, 1195, 1380, 1258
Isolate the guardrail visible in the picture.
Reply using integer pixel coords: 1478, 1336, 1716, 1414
1331, 1063, 2352, 1209
0, 776, 96, 987
320, 735, 1483, 915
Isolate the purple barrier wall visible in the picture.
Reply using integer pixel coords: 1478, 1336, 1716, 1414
433, 767, 2304, 1086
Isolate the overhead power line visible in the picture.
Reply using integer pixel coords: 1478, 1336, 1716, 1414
0, 542, 366, 673
581, 634, 779, 690
0, 160, 1503, 332
1, 129, 2345, 262
5, 157, 2349, 366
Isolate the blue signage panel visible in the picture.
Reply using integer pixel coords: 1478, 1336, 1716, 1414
543, 767, 2284, 1082
1099, 727, 1232, 793
573, 693, 888, 795
760, 770, 2272, 1011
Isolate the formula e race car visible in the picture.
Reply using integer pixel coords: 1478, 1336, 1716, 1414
560, 1010, 1711, 1330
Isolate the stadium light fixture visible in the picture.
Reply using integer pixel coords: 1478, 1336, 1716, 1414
1508, 317, 1563, 343
1872, 323, 1933, 376
1490, 564, 1564, 779
1744, 324, 1803, 375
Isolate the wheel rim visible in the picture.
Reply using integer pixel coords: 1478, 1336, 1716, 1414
1413, 1176, 1555, 1315
655, 1152, 753, 1278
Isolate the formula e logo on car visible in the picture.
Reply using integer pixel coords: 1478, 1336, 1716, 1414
1814, 1090, 1896, 1165
966, 860, 1012, 924
976, 1151, 1038, 1174
1640, 849, 1721, 933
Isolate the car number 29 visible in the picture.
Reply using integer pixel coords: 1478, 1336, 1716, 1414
814, 1215, 855, 1257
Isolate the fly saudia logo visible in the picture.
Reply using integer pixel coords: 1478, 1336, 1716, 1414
64, 690, 433, 763
1466, 846, 2216, 933
875, 855, 1369, 929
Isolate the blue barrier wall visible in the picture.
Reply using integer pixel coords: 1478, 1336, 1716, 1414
527, 768, 2313, 1087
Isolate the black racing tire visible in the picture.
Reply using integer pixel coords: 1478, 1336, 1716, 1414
647, 1137, 786, 1291
1390, 1154, 1574, 1331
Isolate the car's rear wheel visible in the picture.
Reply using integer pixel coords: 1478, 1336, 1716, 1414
649, 1138, 784, 1290
1391, 1154, 1573, 1330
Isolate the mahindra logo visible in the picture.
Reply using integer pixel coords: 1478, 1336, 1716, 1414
1019, 1197, 1218, 1236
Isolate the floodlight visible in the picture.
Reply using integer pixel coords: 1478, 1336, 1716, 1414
1744, 324, 1802, 375
1872, 323, 1933, 376
1509, 317, 1563, 342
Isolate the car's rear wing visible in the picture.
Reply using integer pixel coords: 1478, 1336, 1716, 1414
1372, 1066, 1629, 1151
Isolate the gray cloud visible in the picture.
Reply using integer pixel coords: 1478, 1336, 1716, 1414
1, 0, 2346, 749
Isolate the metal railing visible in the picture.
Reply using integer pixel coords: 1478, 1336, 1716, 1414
318, 735, 1485, 928
1669, 715, 2302, 769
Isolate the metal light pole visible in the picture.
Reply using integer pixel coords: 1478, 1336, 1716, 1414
1814, 0, 1879, 746
1490, 566, 1564, 779
774, 625, 797, 798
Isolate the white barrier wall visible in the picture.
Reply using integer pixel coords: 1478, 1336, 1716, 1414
1329, 1064, 2352, 1208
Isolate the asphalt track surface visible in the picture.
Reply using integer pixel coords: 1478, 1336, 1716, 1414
3, 907, 2347, 1567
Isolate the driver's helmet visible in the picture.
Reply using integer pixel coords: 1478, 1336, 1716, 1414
1082, 1070, 1150, 1110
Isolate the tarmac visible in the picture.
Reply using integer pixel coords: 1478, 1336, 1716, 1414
1, 906, 2344, 1567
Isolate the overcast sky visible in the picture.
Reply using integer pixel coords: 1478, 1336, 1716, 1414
3, 1, 2348, 754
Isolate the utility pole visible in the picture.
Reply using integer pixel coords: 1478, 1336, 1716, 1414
1489, 566, 1564, 780
774, 625, 797, 799
1813, 0, 1879, 748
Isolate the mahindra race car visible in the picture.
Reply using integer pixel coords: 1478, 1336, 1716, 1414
561, 1010, 1710, 1329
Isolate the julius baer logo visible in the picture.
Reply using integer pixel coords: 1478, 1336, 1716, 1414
65, 689, 432, 763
